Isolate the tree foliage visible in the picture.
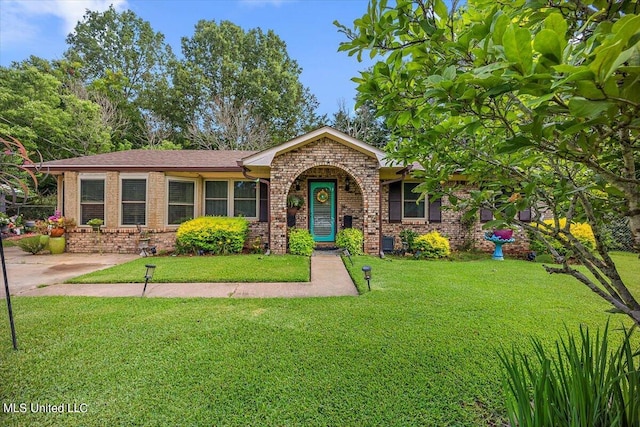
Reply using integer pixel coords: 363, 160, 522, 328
172, 20, 324, 147
64, 5, 176, 147
0, 63, 113, 160
338, 0, 640, 323
331, 98, 389, 147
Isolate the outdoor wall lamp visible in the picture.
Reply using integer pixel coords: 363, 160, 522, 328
345, 176, 351, 192
362, 265, 372, 291
294, 179, 301, 191
142, 264, 156, 296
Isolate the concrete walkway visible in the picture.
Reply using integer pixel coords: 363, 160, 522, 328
2, 247, 358, 298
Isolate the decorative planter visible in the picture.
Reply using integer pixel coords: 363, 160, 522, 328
48, 236, 66, 254
50, 227, 65, 238
493, 229, 514, 240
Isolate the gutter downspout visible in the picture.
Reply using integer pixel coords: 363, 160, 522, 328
379, 165, 413, 256
239, 163, 271, 251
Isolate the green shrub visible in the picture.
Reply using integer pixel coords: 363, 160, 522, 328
15, 235, 46, 254
399, 229, 419, 253
527, 218, 596, 256
413, 231, 451, 259
335, 228, 364, 255
499, 323, 640, 427
175, 216, 248, 255
288, 228, 315, 256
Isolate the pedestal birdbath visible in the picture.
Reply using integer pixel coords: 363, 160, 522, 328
484, 230, 515, 261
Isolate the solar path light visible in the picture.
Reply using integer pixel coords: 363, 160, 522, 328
142, 264, 156, 296
361, 265, 372, 291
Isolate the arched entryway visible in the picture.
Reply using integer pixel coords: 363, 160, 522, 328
285, 165, 364, 247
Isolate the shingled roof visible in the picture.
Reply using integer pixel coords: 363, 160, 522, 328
38, 149, 256, 173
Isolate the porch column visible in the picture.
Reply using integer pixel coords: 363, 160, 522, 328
363, 184, 380, 255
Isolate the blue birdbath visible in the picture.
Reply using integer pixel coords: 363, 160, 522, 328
484, 232, 515, 261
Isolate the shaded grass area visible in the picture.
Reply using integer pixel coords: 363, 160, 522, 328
1, 253, 638, 426
66, 254, 310, 283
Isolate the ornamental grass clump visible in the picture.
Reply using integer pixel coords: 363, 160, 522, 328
288, 228, 315, 256
498, 322, 640, 427
15, 235, 47, 254
175, 216, 248, 255
336, 228, 364, 255
413, 231, 450, 259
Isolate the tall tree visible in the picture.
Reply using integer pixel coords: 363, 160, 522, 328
0, 63, 112, 160
172, 20, 323, 147
338, 0, 640, 323
64, 6, 175, 146
332, 98, 389, 147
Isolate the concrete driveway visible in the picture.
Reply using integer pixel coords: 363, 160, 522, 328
0, 246, 138, 297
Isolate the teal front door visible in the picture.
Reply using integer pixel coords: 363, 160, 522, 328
309, 182, 336, 242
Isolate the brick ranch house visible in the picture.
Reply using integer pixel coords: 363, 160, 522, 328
38, 126, 529, 255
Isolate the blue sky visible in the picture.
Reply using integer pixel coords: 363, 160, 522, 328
0, 0, 377, 116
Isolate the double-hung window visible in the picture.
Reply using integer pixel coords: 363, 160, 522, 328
204, 180, 257, 218
80, 178, 105, 225
233, 181, 257, 218
388, 181, 441, 222
403, 182, 425, 219
204, 181, 228, 216
121, 178, 147, 225
168, 180, 195, 224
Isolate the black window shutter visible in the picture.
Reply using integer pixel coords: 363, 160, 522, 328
518, 207, 532, 222
389, 181, 402, 223
480, 208, 493, 222
429, 197, 442, 223
259, 181, 269, 222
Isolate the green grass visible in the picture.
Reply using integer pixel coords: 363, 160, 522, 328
66, 254, 310, 283
1, 253, 638, 426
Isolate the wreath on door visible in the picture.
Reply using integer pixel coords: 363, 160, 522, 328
316, 189, 329, 203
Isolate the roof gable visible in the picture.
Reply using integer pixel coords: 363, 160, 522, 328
240, 126, 389, 167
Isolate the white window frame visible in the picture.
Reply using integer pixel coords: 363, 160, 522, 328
203, 180, 259, 220
78, 173, 106, 226
120, 174, 148, 227
166, 177, 197, 226
402, 181, 427, 220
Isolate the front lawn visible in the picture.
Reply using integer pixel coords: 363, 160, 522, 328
1, 253, 638, 426
66, 254, 310, 283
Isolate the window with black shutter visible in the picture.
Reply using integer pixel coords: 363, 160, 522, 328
389, 181, 402, 223
429, 197, 442, 223
480, 208, 493, 222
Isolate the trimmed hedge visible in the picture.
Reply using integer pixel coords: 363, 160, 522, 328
336, 228, 364, 255
414, 231, 451, 259
288, 228, 315, 256
176, 216, 248, 255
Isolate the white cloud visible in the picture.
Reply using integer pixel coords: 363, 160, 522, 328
0, 0, 128, 46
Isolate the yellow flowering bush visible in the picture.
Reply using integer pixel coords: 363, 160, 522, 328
176, 216, 248, 255
414, 231, 451, 259
528, 218, 596, 255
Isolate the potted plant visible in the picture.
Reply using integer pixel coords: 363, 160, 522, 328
287, 194, 304, 216
87, 218, 104, 231
47, 212, 76, 254
0, 212, 10, 234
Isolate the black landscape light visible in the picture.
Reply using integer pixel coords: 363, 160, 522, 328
142, 264, 156, 296
362, 265, 372, 291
